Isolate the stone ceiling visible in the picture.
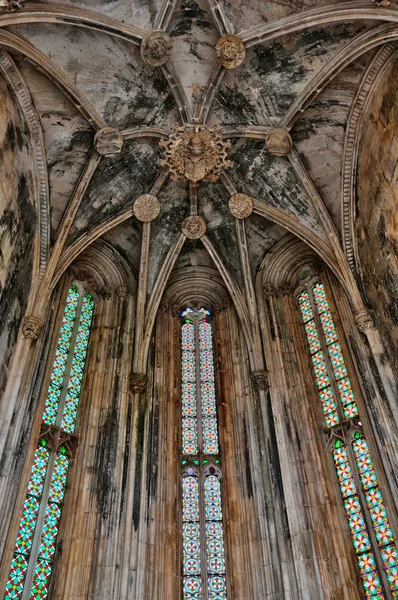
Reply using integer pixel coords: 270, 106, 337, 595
1, 0, 398, 304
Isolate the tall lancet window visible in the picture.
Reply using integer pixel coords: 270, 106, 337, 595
297, 277, 398, 599
5, 283, 94, 600
180, 308, 228, 600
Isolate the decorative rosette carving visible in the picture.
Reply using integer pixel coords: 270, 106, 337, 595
22, 316, 43, 339
266, 128, 293, 157
215, 35, 245, 69
141, 31, 172, 67
134, 194, 160, 222
228, 193, 253, 219
182, 215, 206, 239
159, 122, 231, 184
94, 127, 123, 156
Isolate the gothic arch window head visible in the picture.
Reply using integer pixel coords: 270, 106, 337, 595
180, 307, 228, 600
4, 282, 95, 600
296, 271, 398, 598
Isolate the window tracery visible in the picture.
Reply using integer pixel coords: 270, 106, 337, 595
5, 283, 94, 600
181, 308, 228, 600
297, 277, 398, 598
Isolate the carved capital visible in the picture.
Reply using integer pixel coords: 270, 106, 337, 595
22, 316, 43, 339
141, 30, 172, 67
0, 0, 23, 11
171, 304, 182, 318
278, 283, 292, 297
355, 309, 376, 333
102, 288, 112, 300
130, 373, 148, 394
134, 194, 160, 222
215, 34, 245, 69
263, 284, 276, 298
94, 127, 123, 156
118, 286, 128, 299
182, 215, 206, 239
266, 128, 293, 157
228, 193, 253, 219
158, 298, 170, 313
251, 370, 269, 393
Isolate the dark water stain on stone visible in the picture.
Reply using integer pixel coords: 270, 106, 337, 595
215, 86, 257, 125
170, 0, 212, 37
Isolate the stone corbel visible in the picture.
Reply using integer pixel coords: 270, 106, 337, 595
354, 309, 376, 334
250, 370, 269, 393
22, 316, 43, 339
130, 372, 148, 394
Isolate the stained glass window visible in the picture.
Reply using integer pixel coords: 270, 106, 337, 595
181, 309, 227, 600
5, 284, 94, 600
298, 278, 397, 598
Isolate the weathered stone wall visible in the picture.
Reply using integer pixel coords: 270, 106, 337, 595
357, 59, 398, 384
0, 74, 36, 397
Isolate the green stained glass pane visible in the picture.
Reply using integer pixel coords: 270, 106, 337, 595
360, 570, 383, 596
42, 285, 80, 426
298, 291, 313, 323
343, 403, 359, 419
336, 378, 356, 407
29, 559, 52, 599
382, 545, 398, 569
4, 555, 29, 600
327, 342, 348, 381
347, 512, 366, 534
312, 281, 329, 314
311, 352, 330, 389
357, 552, 376, 574
319, 387, 339, 428
304, 319, 321, 354
318, 310, 338, 346
61, 295, 94, 433
5, 445, 50, 598
199, 321, 219, 455
182, 475, 202, 599
386, 567, 398, 591
204, 474, 227, 598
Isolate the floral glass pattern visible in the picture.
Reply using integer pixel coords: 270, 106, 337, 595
298, 279, 396, 598
5, 285, 94, 600
181, 309, 227, 600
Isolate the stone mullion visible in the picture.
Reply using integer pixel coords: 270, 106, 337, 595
215, 307, 255, 600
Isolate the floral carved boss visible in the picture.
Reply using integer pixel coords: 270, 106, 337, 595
159, 122, 231, 184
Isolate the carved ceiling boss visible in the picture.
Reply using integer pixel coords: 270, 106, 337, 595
215, 35, 246, 70
159, 121, 231, 184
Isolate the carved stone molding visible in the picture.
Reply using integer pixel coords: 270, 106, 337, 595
228, 193, 253, 219
182, 215, 206, 239
22, 316, 43, 339
266, 128, 293, 156
251, 370, 269, 393
130, 373, 148, 394
94, 127, 123, 156
160, 122, 231, 184
134, 194, 160, 222
0, 51, 49, 274
215, 34, 245, 69
355, 309, 376, 333
141, 30, 172, 67
263, 284, 276, 298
